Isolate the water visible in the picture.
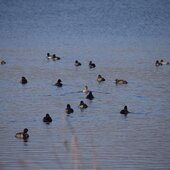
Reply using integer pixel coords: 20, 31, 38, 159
0, 0, 170, 169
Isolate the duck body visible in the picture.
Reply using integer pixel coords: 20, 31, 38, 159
115, 79, 128, 85
160, 59, 169, 65
82, 85, 89, 93
47, 53, 60, 60
65, 104, 74, 114
43, 114, 52, 123
89, 61, 96, 69
155, 60, 162, 66
54, 79, 63, 87
97, 75, 105, 82
79, 101, 88, 109
0, 60, 6, 65
20, 77, 28, 84
120, 106, 129, 116
86, 91, 94, 100
15, 128, 29, 139
75, 60, 82, 66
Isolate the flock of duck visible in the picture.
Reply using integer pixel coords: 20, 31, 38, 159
1, 54, 169, 141
155, 59, 169, 66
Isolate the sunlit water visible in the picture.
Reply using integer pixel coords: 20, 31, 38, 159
0, 0, 170, 169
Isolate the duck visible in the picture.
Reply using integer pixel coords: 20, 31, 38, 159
15, 128, 29, 139
155, 60, 162, 67
115, 79, 128, 85
65, 104, 74, 114
54, 79, 63, 87
47, 53, 54, 59
86, 91, 94, 100
75, 60, 82, 66
82, 85, 89, 93
160, 59, 169, 65
47, 53, 60, 60
43, 113, 52, 123
20, 77, 28, 84
120, 106, 129, 116
0, 60, 6, 65
52, 54, 60, 60
79, 101, 88, 109
97, 74, 105, 83
89, 61, 96, 69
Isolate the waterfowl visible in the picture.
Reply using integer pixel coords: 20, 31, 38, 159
79, 101, 88, 109
115, 79, 128, 85
160, 59, 169, 65
65, 104, 74, 114
0, 60, 6, 65
54, 79, 63, 87
47, 53, 53, 59
86, 91, 94, 100
82, 85, 89, 93
20, 77, 28, 84
89, 61, 96, 68
43, 113, 52, 123
15, 128, 29, 139
120, 106, 129, 116
155, 60, 162, 67
47, 53, 60, 60
52, 54, 60, 60
97, 74, 105, 83
75, 60, 81, 66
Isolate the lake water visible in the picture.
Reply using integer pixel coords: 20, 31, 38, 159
0, 0, 170, 169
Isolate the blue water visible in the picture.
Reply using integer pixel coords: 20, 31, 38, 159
0, 0, 170, 169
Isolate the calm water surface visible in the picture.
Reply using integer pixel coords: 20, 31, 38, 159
0, 0, 170, 169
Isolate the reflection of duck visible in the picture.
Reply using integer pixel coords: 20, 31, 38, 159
65, 104, 74, 114
86, 91, 94, 100
43, 113, 52, 123
89, 61, 96, 68
79, 101, 88, 109
82, 85, 89, 93
75, 60, 81, 66
115, 79, 128, 85
15, 128, 29, 139
54, 79, 63, 87
20, 77, 28, 84
120, 106, 129, 116
97, 74, 105, 82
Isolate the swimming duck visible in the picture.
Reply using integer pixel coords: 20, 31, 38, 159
160, 59, 169, 65
97, 74, 105, 83
86, 91, 94, 100
82, 85, 89, 93
20, 77, 28, 84
54, 79, 63, 87
47, 53, 54, 59
79, 101, 88, 109
53, 54, 60, 60
115, 79, 128, 85
15, 128, 29, 139
0, 60, 6, 65
89, 61, 96, 69
75, 60, 82, 66
120, 106, 129, 116
155, 60, 162, 67
43, 113, 52, 123
65, 104, 74, 114
47, 53, 60, 60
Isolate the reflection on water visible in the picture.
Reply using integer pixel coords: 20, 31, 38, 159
1, 0, 170, 169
